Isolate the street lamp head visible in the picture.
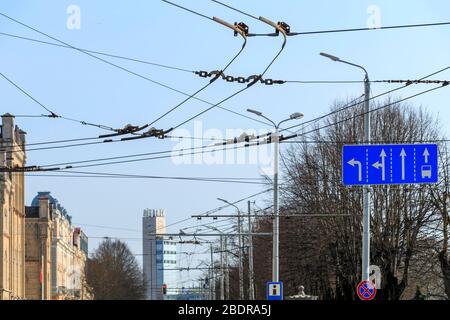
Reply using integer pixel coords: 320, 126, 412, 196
320, 52, 340, 62
246, 108, 263, 117
217, 198, 232, 206
290, 112, 304, 120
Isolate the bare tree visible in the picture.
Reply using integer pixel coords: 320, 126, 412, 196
86, 239, 146, 300
250, 98, 447, 300
429, 142, 450, 298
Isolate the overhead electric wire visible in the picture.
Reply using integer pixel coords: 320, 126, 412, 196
148, 0, 248, 127
76, 218, 234, 235
161, 0, 213, 21
167, 9, 289, 130
3, 131, 277, 173
28, 135, 274, 170
287, 21, 450, 37
280, 138, 450, 144
193, 68, 449, 86
7, 61, 447, 154
0, 11, 270, 128
8, 114, 51, 118
5, 139, 119, 153
30, 137, 254, 168
25, 170, 265, 185
181, 218, 235, 232
280, 64, 450, 134
4, 70, 449, 172
0, 70, 117, 132
211, 0, 450, 37
0, 71, 55, 116
283, 79, 449, 85
211, 0, 259, 21
0, 31, 195, 73
1, 133, 227, 154
281, 84, 449, 143
158, 189, 272, 234
280, 94, 365, 135
9, 30, 445, 87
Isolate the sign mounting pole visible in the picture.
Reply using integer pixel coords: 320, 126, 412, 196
362, 73, 371, 282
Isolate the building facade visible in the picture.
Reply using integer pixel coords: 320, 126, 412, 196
25, 196, 53, 300
26, 192, 91, 300
0, 114, 26, 300
156, 239, 178, 299
143, 209, 178, 300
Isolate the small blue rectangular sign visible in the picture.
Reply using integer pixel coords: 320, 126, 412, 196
267, 281, 283, 301
342, 144, 438, 186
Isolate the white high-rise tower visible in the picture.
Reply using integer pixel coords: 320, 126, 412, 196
142, 209, 178, 300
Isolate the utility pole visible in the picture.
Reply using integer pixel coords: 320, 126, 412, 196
273, 125, 280, 283
320, 52, 371, 282
224, 236, 229, 300
248, 201, 255, 300
247, 109, 304, 283
217, 198, 246, 299
210, 243, 215, 300
362, 72, 371, 282
220, 236, 225, 300
237, 213, 244, 299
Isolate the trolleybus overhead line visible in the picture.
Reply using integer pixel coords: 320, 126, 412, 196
211, 0, 450, 37
164, 2, 289, 131
0, 71, 124, 133
0, 10, 269, 134
145, 0, 250, 130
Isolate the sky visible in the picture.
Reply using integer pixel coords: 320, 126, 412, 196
1, 0, 450, 288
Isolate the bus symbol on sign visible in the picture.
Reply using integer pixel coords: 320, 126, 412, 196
421, 165, 432, 179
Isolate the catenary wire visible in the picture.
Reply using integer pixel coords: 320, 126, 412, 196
211, 0, 450, 37
281, 84, 449, 143
7, 63, 450, 152
30, 137, 259, 168
3, 82, 448, 172
25, 171, 265, 185
1, 133, 227, 154
168, 12, 288, 129
280, 64, 450, 134
0, 70, 117, 132
0, 31, 195, 73
148, 1, 248, 127
0, 11, 270, 128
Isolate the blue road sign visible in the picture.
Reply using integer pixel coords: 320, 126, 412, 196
342, 144, 438, 186
267, 282, 283, 301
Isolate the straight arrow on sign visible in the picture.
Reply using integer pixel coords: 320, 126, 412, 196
400, 148, 407, 180
423, 148, 430, 163
372, 149, 387, 181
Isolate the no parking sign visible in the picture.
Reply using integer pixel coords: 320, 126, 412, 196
357, 280, 377, 301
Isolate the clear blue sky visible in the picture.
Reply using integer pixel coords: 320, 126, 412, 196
1, 0, 449, 287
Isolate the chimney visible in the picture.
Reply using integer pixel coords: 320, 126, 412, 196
39, 196, 50, 219
1, 113, 15, 142
73, 228, 81, 247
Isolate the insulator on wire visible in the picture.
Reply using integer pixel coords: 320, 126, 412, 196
234, 22, 249, 37
277, 22, 291, 35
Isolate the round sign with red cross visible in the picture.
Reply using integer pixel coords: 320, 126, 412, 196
356, 280, 377, 301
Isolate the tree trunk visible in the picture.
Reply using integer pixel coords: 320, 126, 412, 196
438, 250, 450, 298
